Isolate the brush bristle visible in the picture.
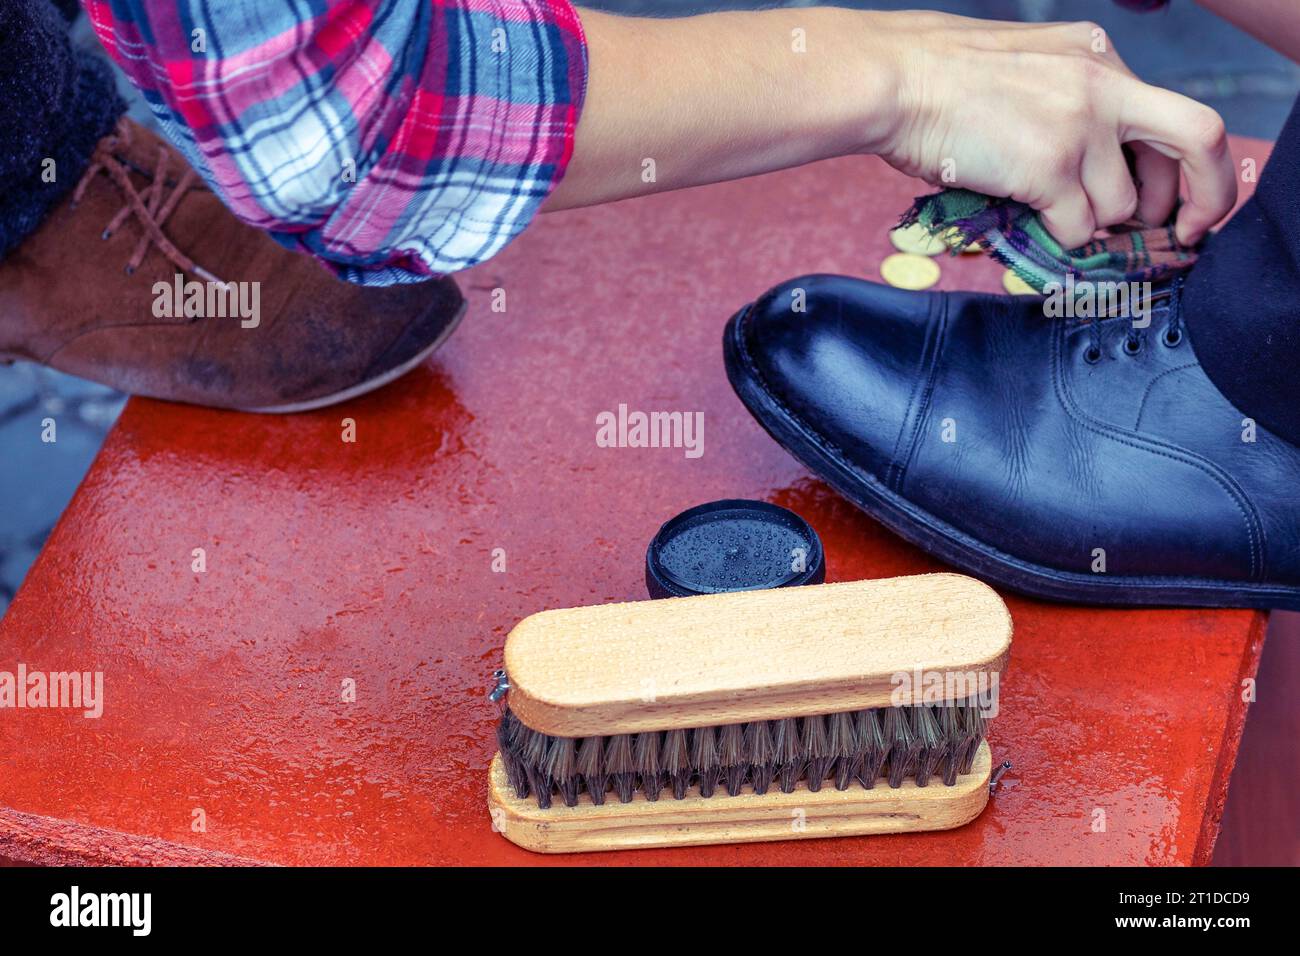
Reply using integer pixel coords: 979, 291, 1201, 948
499, 700, 991, 808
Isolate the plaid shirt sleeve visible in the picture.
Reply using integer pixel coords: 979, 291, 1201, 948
83, 0, 588, 285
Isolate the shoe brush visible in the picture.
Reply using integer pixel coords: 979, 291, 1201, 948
488, 573, 1011, 853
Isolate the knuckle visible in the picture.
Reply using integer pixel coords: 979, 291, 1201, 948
1191, 110, 1229, 155
1045, 147, 1081, 181
1078, 55, 1109, 84
1119, 190, 1140, 221
1066, 96, 1095, 126
1099, 190, 1139, 226
1072, 20, 1104, 45
1056, 61, 1108, 120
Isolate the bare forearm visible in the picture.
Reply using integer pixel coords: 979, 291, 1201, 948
1196, 0, 1300, 63
545, 8, 1237, 248
544, 8, 898, 210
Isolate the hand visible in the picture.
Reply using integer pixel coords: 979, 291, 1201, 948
868, 14, 1237, 247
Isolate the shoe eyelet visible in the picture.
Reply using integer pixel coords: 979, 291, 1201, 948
1123, 336, 1142, 356
1083, 345, 1102, 364
1163, 328, 1183, 348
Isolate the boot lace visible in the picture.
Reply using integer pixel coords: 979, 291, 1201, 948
70, 119, 223, 284
1082, 273, 1185, 363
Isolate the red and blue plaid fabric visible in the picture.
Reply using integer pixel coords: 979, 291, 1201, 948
83, 0, 588, 285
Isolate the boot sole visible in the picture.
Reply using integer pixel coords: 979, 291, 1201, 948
241, 298, 467, 414
0, 299, 467, 414
724, 303, 1300, 611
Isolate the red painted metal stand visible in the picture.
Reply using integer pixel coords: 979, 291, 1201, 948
0, 141, 1270, 866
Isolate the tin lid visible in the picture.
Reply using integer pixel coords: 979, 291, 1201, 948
645, 499, 825, 599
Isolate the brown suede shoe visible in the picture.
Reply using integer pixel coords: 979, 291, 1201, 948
0, 119, 464, 412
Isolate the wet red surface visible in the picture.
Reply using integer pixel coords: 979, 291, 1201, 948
0, 142, 1270, 866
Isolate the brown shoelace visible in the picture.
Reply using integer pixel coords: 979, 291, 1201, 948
71, 119, 223, 284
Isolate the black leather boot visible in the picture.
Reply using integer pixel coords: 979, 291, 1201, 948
724, 273, 1300, 609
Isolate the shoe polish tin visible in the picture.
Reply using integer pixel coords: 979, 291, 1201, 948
645, 499, 826, 599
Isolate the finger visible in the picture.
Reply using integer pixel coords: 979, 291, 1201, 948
1174, 125, 1237, 245
1039, 186, 1097, 250
1117, 84, 1237, 244
1081, 145, 1139, 230
1129, 141, 1180, 227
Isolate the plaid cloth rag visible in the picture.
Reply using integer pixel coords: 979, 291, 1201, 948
84, 0, 588, 286
898, 188, 1200, 294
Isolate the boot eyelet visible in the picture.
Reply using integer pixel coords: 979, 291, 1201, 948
1163, 328, 1183, 348
1083, 345, 1102, 364
1123, 336, 1142, 356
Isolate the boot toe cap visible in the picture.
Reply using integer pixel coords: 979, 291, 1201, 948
357, 276, 466, 383
727, 274, 939, 484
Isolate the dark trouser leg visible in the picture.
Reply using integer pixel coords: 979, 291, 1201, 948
1183, 95, 1300, 446
0, 0, 123, 261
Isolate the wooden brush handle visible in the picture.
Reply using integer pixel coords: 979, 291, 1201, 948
505, 574, 1011, 737
489, 743, 993, 853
